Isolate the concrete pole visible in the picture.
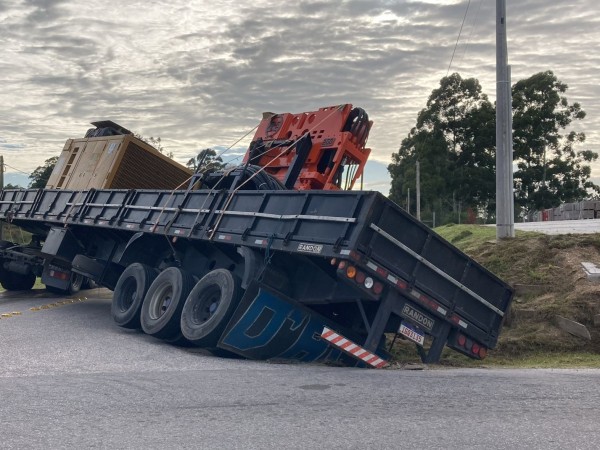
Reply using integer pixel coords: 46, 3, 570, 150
507, 65, 515, 226
496, 0, 515, 238
416, 160, 421, 220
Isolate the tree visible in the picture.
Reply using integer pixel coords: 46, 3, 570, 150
29, 156, 59, 188
3, 183, 22, 189
187, 148, 226, 172
135, 134, 174, 159
512, 71, 598, 213
388, 73, 496, 224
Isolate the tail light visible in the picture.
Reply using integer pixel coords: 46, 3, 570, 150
373, 282, 383, 295
355, 271, 366, 284
456, 334, 487, 359
346, 266, 357, 279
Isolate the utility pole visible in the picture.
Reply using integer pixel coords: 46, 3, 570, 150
407, 188, 410, 215
416, 160, 421, 220
496, 0, 515, 239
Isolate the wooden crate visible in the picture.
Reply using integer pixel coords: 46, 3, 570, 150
46, 132, 192, 190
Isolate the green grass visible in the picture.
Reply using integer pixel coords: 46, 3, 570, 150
388, 224, 600, 368
1, 223, 32, 244
389, 339, 600, 368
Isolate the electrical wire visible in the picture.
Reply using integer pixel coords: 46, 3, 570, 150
3, 163, 30, 176
446, 0, 472, 77
457, 0, 484, 69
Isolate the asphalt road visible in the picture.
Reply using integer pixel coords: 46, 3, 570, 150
1, 288, 600, 449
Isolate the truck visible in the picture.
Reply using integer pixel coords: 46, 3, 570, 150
0, 104, 513, 367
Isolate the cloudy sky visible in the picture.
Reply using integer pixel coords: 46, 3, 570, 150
1, 0, 599, 192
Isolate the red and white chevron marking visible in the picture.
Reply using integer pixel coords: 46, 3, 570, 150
321, 327, 388, 368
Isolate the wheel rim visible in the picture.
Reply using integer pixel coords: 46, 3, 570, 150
119, 277, 138, 311
71, 273, 83, 291
191, 286, 221, 325
149, 281, 174, 320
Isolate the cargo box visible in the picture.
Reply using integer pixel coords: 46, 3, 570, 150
46, 132, 192, 190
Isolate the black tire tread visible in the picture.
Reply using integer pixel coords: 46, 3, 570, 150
112, 263, 158, 329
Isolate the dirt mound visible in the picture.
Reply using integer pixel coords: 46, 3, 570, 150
437, 225, 600, 358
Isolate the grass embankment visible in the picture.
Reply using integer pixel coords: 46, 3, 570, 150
388, 224, 600, 368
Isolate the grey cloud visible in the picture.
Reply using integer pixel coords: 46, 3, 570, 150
0, 0, 599, 190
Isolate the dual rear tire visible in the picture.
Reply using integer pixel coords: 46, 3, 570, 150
180, 269, 242, 347
0, 270, 36, 291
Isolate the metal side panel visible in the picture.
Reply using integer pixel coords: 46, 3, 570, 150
357, 196, 513, 340
212, 190, 371, 246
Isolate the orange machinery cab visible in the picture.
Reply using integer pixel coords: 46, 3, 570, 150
242, 104, 372, 190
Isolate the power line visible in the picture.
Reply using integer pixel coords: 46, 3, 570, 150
446, 0, 472, 77
458, 0, 484, 69
3, 163, 30, 176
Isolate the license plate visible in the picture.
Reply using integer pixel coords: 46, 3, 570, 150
399, 321, 425, 346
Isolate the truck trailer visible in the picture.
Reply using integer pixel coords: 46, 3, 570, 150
0, 105, 513, 367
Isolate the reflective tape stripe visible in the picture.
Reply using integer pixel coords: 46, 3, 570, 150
320, 327, 388, 369
367, 262, 378, 271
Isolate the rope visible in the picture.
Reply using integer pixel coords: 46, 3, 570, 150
215, 124, 260, 160
150, 173, 196, 233
207, 105, 345, 240
257, 234, 276, 283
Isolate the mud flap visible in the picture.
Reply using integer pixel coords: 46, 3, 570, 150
218, 282, 387, 366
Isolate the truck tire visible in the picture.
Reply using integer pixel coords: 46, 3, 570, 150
68, 272, 84, 295
180, 269, 242, 347
0, 271, 36, 291
112, 263, 158, 329
46, 272, 85, 295
140, 267, 196, 340
82, 278, 97, 290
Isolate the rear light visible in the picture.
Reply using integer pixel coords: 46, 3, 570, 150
338, 261, 347, 270
471, 343, 480, 355
364, 276, 374, 289
355, 271, 366, 284
50, 270, 69, 281
457, 334, 466, 347
346, 266, 357, 279
478, 347, 487, 359
330, 258, 337, 266
373, 282, 383, 294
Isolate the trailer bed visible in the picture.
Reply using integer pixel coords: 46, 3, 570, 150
0, 187, 512, 354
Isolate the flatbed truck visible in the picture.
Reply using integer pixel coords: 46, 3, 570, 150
0, 105, 513, 366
